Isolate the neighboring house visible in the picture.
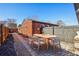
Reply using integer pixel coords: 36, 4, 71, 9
6, 19, 18, 33
0, 20, 17, 33
7, 23, 17, 33
18, 19, 58, 37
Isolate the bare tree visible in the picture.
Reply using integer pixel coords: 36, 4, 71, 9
56, 20, 65, 26
7, 18, 16, 23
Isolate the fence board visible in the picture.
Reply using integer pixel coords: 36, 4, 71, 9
0, 24, 9, 45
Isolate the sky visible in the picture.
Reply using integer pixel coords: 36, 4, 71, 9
0, 3, 78, 25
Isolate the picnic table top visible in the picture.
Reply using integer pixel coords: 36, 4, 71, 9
33, 34, 57, 38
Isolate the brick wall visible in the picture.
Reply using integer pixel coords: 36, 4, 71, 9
32, 22, 50, 34
18, 20, 32, 36
18, 19, 57, 37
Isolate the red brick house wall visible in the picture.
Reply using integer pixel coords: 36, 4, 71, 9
18, 19, 58, 37
18, 19, 32, 36
32, 21, 52, 34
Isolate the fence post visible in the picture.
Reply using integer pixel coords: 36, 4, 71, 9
1, 24, 3, 45
53, 26, 54, 35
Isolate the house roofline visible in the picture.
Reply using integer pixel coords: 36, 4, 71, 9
23, 18, 58, 26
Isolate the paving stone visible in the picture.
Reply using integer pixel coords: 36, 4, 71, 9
12, 33, 32, 56
13, 33, 77, 56
1, 33, 77, 56
0, 34, 17, 56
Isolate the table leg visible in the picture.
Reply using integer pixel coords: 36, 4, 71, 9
45, 38, 49, 50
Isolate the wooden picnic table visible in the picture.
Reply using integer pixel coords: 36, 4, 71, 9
33, 34, 57, 50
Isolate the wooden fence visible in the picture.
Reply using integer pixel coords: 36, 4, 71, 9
43, 25, 79, 43
0, 24, 9, 45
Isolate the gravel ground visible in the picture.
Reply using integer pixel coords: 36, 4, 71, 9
31, 43, 77, 56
